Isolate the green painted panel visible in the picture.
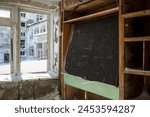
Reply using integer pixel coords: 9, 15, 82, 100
64, 73, 119, 100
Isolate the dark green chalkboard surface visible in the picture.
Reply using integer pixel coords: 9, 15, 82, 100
65, 14, 119, 86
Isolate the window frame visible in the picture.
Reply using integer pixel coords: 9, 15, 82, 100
0, 4, 60, 80
19, 8, 60, 78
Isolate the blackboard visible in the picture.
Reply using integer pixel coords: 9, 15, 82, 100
65, 14, 119, 86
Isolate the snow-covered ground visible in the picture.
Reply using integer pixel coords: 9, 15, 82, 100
0, 59, 47, 74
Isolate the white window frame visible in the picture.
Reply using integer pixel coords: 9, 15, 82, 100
0, 4, 60, 81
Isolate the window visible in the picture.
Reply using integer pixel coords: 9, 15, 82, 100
40, 26, 46, 33
20, 12, 48, 73
0, 26, 11, 75
20, 40, 25, 48
34, 27, 39, 34
37, 43, 42, 49
21, 22, 26, 27
20, 51, 25, 55
29, 46, 34, 56
0, 9, 10, 18
21, 13, 26, 18
21, 32, 26, 36
36, 15, 43, 22
0, 7, 59, 78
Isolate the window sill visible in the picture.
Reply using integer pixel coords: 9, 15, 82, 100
0, 71, 58, 82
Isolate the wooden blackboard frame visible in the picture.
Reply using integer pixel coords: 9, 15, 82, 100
65, 13, 119, 86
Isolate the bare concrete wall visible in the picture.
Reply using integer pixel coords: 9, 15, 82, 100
0, 79, 58, 100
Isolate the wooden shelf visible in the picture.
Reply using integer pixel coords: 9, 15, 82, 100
133, 91, 150, 100
124, 67, 150, 76
124, 36, 150, 42
122, 9, 150, 18
64, 7, 119, 23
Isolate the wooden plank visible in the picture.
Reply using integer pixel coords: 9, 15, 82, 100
61, 23, 72, 72
65, 85, 85, 100
124, 67, 150, 76
86, 92, 109, 100
119, 0, 125, 100
122, 9, 150, 18
125, 36, 150, 42
63, 73, 119, 100
144, 38, 150, 71
64, 7, 119, 23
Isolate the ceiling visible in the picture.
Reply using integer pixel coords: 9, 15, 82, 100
31, 0, 60, 5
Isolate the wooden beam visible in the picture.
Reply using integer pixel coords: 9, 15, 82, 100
122, 9, 150, 18
119, 0, 125, 100
64, 7, 119, 23
124, 67, 150, 76
125, 36, 150, 42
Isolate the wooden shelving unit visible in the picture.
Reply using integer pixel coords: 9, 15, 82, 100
61, 0, 119, 100
61, 0, 150, 100
120, 0, 150, 99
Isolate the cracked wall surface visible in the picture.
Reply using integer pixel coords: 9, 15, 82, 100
0, 79, 58, 100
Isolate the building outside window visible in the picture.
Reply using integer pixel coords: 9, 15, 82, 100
36, 15, 43, 22
34, 27, 39, 35
0, 26, 11, 74
0, 6, 60, 78
21, 22, 26, 27
20, 40, 25, 48
21, 32, 26, 36
40, 25, 46, 33
21, 13, 26, 17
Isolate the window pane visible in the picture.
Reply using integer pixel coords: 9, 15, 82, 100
0, 9, 10, 18
0, 26, 11, 74
20, 12, 47, 73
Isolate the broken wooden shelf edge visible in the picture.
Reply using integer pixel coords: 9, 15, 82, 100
64, 7, 119, 23
122, 9, 150, 18
124, 67, 150, 76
